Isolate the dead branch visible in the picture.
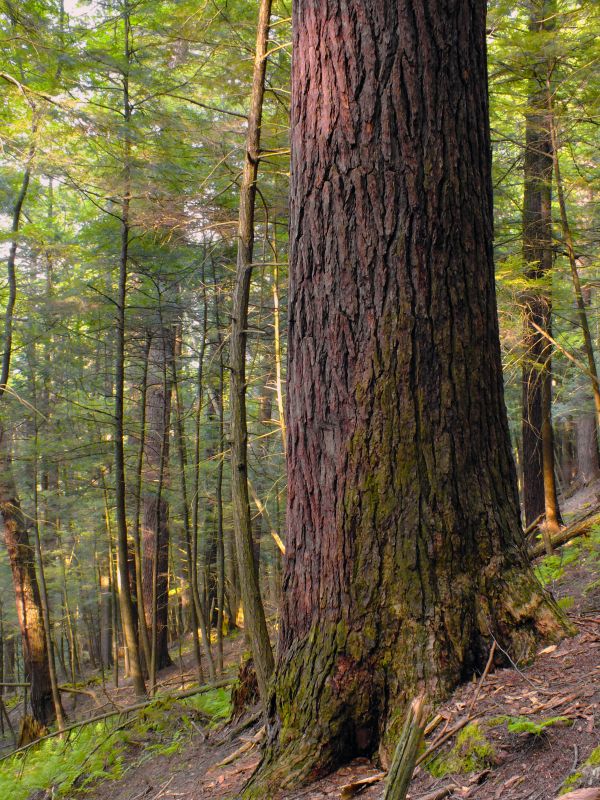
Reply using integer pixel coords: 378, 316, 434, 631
529, 511, 600, 559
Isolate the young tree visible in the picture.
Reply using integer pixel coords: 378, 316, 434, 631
141, 324, 174, 679
521, 0, 562, 537
246, 1, 566, 792
229, 0, 275, 705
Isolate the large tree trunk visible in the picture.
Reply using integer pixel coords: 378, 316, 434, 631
245, 1, 566, 793
521, 0, 561, 531
0, 427, 53, 726
142, 327, 174, 675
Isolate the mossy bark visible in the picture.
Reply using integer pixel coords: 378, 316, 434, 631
244, 1, 568, 795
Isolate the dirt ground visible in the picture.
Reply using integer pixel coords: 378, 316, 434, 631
83, 617, 600, 800
16, 490, 600, 800
80, 539, 599, 800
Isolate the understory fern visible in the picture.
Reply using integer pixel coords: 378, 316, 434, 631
0, 687, 232, 800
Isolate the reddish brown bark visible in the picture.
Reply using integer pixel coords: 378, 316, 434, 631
245, 1, 566, 793
0, 427, 53, 726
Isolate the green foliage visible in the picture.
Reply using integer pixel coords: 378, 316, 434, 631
427, 723, 496, 778
533, 525, 600, 588
0, 688, 231, 799
0, 718, 131, 800
499, 715, 573, 736
535, 549, 580, 585
557, 596, 575, 611
185, 686, 231, 721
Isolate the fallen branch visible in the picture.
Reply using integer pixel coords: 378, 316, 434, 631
0, 678, 233, 763
215, 725, 265, 768
58, 685, 101, 706
416, 788, 456, 800
524, 513, 545, 538
529, 511, 600, 559
340, 773, 387, 799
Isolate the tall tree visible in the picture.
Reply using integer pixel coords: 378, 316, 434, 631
521, 0, 562, 534
112, 0, 146, 699
246, 1, 566, 792
0, 98, 55, 726
141, 324, 174, 678
229, 0, 275, 705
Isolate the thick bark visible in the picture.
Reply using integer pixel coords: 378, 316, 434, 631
0, 427, 53, 726
141, 327, 174, 675
521, 0, 561, 529
229, 0, 275, 705
246, 2, 566, 792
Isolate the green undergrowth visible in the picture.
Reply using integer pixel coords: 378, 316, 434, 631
535, 525, 600, 586
426, 722, 497, 777
0, 686, 231, 800
557, 596, 575, 611
489, 715, 572, 736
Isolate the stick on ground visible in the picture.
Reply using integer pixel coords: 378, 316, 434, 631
384, 695, 428, 800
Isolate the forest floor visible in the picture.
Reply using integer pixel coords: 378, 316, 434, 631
11, 487, 600, 800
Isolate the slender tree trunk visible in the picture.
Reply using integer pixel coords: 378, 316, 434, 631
0, 155, 33, 397
548, 95, 600, 435
229, 0, 274, 707
271, 219, 286, 456
216, 364, 225, 673
99, 571, 113, 669
132, 334, 152, 672
576, 412, 600, 483
142, 326, 174, 682
172, 332, 215, 681
192, 260, 209, 628
113, 0, 146, 698
30, 381, 66, 728
521, 0, 561, 531
245, 2, 566, 793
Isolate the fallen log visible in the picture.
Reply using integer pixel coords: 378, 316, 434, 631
528, 511, 600, 559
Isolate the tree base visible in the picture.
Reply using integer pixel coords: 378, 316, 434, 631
242, 571, 570, 798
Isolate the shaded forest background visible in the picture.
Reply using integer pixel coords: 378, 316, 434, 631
0, 0, 598, 742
